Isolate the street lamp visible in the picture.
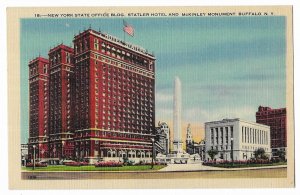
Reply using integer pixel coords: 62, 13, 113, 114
32, 145, 36, 170
230, 137, 234, 166
38, 143, 42, 161
62, 141, 65, 160
151, 138, 155, 169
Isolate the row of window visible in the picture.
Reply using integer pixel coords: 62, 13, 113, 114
29, 63, 48, 76
49, 51, 72, 66
210, 126, 233, 145
241, 126, 268, 145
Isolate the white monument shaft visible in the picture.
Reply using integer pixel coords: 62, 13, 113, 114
173, 76, 183, 153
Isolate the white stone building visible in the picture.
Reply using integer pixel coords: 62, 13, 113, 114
155, 122, 170, 154
205, 118, 271, 161
21, 144, 28, 166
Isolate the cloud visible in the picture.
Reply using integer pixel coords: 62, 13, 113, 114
155, 91, 173, 103
155, 108, 172, 121
181, 106, 258, 124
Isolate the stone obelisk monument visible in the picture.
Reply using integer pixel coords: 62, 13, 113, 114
173, 76, 183, 153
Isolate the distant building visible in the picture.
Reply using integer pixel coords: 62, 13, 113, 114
184, 125, 205, 160
186, 124, 194, 154
256, 106, 287, 153
155, 122, 170, 155
21, 144, 28, 166
205, 118, 271, 161
193, 140, 206, 161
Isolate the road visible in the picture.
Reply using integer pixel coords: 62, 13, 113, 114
22, 167, 287, 180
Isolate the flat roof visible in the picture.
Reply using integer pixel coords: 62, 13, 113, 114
74, 29, 155, 60
205, 118, 270, 128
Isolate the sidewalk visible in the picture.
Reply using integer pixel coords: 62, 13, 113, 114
158, 163, 287, 172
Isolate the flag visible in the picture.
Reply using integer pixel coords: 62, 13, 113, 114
123, 20, 134, 37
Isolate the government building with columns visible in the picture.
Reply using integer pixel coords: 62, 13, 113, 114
205, 118, 271, 161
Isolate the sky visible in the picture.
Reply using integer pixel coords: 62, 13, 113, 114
20, 16, 286, 144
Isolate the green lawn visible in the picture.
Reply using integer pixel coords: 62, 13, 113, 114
22, 165, 166, 172
204, 162, 287, 168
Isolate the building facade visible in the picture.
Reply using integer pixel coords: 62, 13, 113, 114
186, 124, 194, 154
28, 57, 50, 161
72, 29, 156, 163
21, 144, 28, 166
155, 122, 170, 155
28, 28, 156, 164
195, 140, 206, 161
48, 44, 75, 162
256, 106, 287, 153
205, 118, 271, 161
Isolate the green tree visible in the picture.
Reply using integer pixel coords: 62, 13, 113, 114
274, 150, 286, 161
207, 149, 219, 161
254, 148, 268, 160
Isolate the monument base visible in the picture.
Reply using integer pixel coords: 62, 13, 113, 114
172, 141, 183, 154
156, 150, 201, 164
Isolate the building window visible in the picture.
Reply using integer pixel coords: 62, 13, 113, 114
210, 128, 214, 145
242, 126, 244, 143
216, 128, 219, 144
66, 52, 71, 64
43, 64, 47, 74
94, 38, 99, 50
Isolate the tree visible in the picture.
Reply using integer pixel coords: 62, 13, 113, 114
274, 150, 286, 161
253, 148, 268, 160
207, 149, 219, 161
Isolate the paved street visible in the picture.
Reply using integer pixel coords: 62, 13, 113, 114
159, 163, 224, 171
22, 166, 287, 180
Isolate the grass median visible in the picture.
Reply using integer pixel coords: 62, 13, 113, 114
22, 165, 166, 172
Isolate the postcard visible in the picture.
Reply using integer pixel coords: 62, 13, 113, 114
7, 6, 294, 189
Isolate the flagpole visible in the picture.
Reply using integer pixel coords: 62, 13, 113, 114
123, 29, 126, 43
123, 19, 125, 44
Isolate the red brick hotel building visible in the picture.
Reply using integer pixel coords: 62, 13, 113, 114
256, 106, 287, 153
28, 28, 156, 164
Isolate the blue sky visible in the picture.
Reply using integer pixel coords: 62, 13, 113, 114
21, 16, 286, 143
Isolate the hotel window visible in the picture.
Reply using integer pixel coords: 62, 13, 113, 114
94, 38, 99, 50
43, 64, 47, 74
66, 52, 71, 64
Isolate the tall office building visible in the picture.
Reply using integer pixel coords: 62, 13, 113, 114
48, 44, 75, 161
27, 28, 156, 164
28, 57, 50, 160
256, 106, 287, 152
72, 29, 156, 163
